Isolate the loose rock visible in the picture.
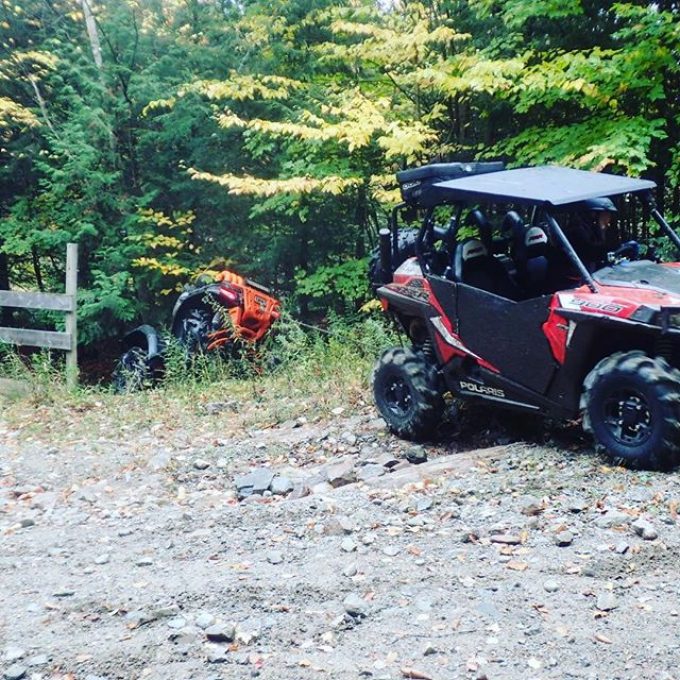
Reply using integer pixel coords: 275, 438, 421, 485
596, 592, 619, 611
3, 664, 27, 680
205, 623, 236, 643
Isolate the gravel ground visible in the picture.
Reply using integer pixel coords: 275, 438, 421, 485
2, 399, 680, 680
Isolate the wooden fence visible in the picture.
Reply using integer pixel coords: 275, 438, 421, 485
0, 243, 78, 387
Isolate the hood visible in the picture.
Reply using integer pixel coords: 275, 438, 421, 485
594, 260, 680, 301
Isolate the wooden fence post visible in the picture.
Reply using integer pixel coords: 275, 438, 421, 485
0, 242, 78, 389
64, 243, 78, 388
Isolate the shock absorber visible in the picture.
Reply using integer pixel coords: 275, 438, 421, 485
421, 339, 436, 364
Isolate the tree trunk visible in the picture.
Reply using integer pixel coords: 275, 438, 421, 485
0, 250, 10, 325
80, 0, 104, 71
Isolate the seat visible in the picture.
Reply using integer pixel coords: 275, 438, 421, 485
453, 238, 520, 299
502, 210, 525, 244
513, 223, 550, 296
466, 209, 493, 252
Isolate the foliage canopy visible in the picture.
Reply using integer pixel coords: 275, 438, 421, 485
0, 0, 678, 343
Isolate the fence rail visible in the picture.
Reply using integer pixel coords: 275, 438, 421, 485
0, 243, 78, 387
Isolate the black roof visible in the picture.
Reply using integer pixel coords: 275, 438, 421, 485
434, 166, 656, 207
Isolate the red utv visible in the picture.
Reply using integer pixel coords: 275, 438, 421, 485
372, 163, 680, 470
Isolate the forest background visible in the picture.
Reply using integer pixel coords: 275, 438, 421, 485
1, 0, 678, 350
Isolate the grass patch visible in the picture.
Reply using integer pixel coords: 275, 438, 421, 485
0, 315, 400, 445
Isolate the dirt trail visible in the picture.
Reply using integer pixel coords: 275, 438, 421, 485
2, 405, 680, 680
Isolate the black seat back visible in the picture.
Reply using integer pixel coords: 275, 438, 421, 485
467, 209, 493, 252
514, 224, 550, 294
454, 238, 519, 299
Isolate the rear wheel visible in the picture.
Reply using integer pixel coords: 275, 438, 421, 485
581, 351, 680, 470
373, 346, 444, 440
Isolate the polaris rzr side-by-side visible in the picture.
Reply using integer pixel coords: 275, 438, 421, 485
113, 270, 280, 391
372, 162, 680, 470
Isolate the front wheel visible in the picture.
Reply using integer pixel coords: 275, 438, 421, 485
581, 351, 680, 470
372, 346, 444, 441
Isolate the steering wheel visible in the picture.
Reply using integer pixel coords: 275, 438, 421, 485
608, 240, 640, 264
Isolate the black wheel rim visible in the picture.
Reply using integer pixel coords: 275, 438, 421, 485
602, 388, 653, 447
384, 376, 413, 417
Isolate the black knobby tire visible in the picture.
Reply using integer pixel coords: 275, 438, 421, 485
112, 346, 150, 394
176, 304, 215, 355
368, 229, 419, 288
581, 351, 680, 470
372, 346, 444, 440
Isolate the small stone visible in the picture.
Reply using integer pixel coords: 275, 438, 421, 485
520, 495, 543, 516
490, 534, 522, 545
543, 579, 560, 593
554, 531, 574, 547
336, 515, 354, 533
326, 459, 357, 488
27, 655, 48, 668
126, 609, 157, 627
326, 515, 355, 535
136, 558, 154, 567
596, 592, 618, 611
423, 642, 437, 656
195, 612, 216, 630
235, 627, 259, 645
267, 551, 284, 565
415, 497, 433, 512
615, 541, 630, 555
19, 519, 35, 528
206, 649, 228, 664
234, 468, 274, 495
3, 649, 25, 664
405, 447, 427, 464
632, 519, 658, 541
205, 623, 236, 643
289, 484, 311, 500
341, 538, 357, 553
168, 626, 200, 644
341, 431, 357, 446
383, 545, 400, 557
342, 563, 358, 578
153, 604, 180, 618
357, 464, 385, 482
94, 554, 110, 565
193, 459, 210, 470
167, 617, 187, 629
52, 588, 75, 597
270, 476, 294, 496
3, 664, 27, 680
343, 593, 367, 618
596, 511, 631, 529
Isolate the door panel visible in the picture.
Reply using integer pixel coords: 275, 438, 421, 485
434, 280, 557, 394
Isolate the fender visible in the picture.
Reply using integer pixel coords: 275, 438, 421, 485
122, 324, 165, 362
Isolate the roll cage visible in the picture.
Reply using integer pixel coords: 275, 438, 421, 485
382, 164, 679, 297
